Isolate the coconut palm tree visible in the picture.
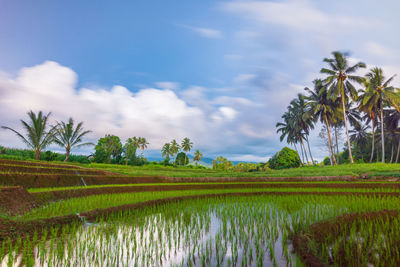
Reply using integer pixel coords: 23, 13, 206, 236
161, 143, 172, 163
170, 139, 180, 160
362, 67, 400, 162
2, 111, 56, 160
305, 79, 339, 164
138, 137, 149, 157
53, 118, 94, 161
181, 137, 193, 163
349, 122, 370, 161
321, 51, 366, 163
358, 79, 379, 162
123, 137, 139, 165
276, 117, 303, 165
193, 150, 203, 164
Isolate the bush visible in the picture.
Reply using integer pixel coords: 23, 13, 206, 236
268, 147, 301, 170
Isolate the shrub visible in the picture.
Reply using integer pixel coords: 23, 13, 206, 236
268, 147, 301, 170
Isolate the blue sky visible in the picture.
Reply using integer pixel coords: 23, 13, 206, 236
0, 0, 400, 161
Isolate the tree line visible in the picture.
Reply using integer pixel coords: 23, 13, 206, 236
277, 51, 400, 165
1, 110, 205, 166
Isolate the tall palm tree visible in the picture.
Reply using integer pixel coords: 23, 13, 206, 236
362, 67, 400, 162
305, 79, 338, 164
138, 137, 149, 157
349, 122, 370, 161
358, 79, 378, 162
53, 118, 94, 161
170, 139, 180, 160
321, 51, 366, 163
193, 149, 203, 164
276, 119, 303, 165
161, 143, 172, 162
181, 137, 193, 163
2, 111, 56, 160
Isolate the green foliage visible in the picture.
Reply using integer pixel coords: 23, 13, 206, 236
93, 135, 122, 163
268, 147, 301, 170
175, 152, 189, 166
212, 156, 233, 171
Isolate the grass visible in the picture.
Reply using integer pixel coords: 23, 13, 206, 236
19, 187, 400, 219
82, 162, 400, 178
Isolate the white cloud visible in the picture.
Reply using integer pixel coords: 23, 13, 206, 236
234, 73, 256, 84
154, 81, 180, 91
178, 24, 223, 39
0, 61, 210, 150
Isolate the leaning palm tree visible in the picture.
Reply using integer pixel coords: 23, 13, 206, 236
305, 79, 339, 165
181, 137, 193, 162
321, 51, 366, 163
2, 111, 56, 160
362, 67, 400, 162
161, 143, 172, 163
53, 118, 94, 161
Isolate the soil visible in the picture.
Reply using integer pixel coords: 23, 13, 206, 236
0, 187, 38, 216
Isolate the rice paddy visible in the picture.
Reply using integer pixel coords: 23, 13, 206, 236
1, 158, 400, 266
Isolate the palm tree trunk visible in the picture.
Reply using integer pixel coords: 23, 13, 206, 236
390, 137, 394, 163
293, 143, 303, 166
300, 137, 309, 165
324, 116, 337, 165
380, 101, 385, 163
396, 139, 400, 163
64, 148, 70, 162
35, 149, 41, 160
299, 140, 305, 164
370, 120, 375, 163
306, 136, 315, 164
334, 126, 340, 164
341, 87, 354, 164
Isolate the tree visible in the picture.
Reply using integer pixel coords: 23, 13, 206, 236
361, 67, 400, 162
123, 137, 139, 165
268, 147, 301, 169
181, 137, 193, 164
138, 137, 149, 157
161, 143, 172, 163
321, 51, 366, 163
175, 152, 189, 166
359, 79, 379, 162
170, 139, 180, 163
93, 135, 122, 163
305, 79, 338, 164
349, 122, 370, 161
193, 149, 203, 164
1, 111, 56, 160
53, 118, 94, 161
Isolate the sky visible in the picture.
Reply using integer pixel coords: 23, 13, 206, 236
0, 0, 400, 162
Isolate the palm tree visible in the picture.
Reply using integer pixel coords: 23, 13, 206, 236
362, 67, 400, 162
321, 51, 366, 163
161, 143, 172, 163
305, 79, 338, 164
193, 149, 203, 164
2, 111, 56, 160
349, 122, 370, 161
138, 137, 149, 157
181, 137, 193, 163
276, 113, 303, 165
170, 139, 180, 160
53, 118, 94, 161
358, 79, 378, 162
123, 137, 139, 165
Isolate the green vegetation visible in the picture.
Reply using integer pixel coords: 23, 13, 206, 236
277, 51, 400, 166
268, 147, 301, 169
